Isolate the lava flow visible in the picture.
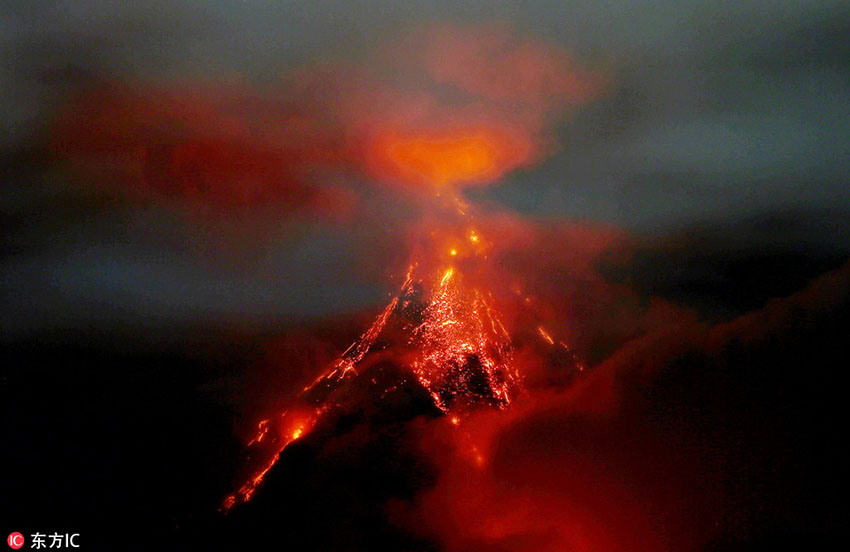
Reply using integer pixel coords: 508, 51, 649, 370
223, 134, 577, 512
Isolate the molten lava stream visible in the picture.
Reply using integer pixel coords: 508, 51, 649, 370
223, 407, 322, 510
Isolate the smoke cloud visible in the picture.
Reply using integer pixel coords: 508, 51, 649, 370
50, 23, 601, 209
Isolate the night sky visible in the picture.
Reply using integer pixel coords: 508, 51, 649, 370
2, 2, 848, 551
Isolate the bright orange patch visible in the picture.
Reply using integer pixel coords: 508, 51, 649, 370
369, 127, 532, 190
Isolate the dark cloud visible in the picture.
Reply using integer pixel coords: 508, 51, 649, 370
601, 208, 850, 319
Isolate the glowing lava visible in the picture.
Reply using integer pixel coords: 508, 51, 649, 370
223, 407, 324, 510
408, 260, 517, 411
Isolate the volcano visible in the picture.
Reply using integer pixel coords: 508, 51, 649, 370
222, 193, 584, 512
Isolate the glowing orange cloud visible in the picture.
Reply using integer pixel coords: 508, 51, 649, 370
368, 126, 534, 189
352, 24, 601, 192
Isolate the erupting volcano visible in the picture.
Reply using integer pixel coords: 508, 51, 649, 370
6, 9, 840, 550
222, 132, 581, 512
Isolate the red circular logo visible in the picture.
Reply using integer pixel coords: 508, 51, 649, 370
7, 533, 24, 550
